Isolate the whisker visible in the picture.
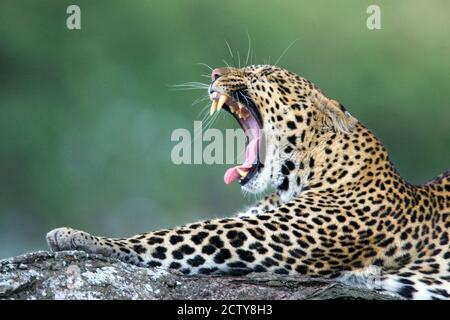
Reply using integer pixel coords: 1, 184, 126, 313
222, 59, 232, 69
196, 62, 214, 71
196, 104, 211, 120
170, 82, 209, 87
274, 39, 298, 66
237, 50, 241, 68
202, 111, 220, 134
169, 87, 208, 91
169, 82, 209, 91
245, 30, 252, 66
192, 95, 211, 106
225, 40, 236, 67
242, 95, 251, 108
191, 105, 216, 147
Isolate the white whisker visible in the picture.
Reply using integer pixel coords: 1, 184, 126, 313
192, 95, 211, 106
169, 82, 209, 91
222, 59, 232, 69
245, 30, 252, 66
171, 82, 209, 87
274, 39, 298, 66
196, 62, 214, 71
191, 105, 217, 147
224, 40, 236, 67
237, 50, 241, 68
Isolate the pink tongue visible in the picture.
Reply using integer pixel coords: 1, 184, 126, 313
224, 138, 259, 184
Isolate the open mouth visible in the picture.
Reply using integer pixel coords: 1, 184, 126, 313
209, 90, 264, 186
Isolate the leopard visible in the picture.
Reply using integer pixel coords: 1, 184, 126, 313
46, 65, 450, 300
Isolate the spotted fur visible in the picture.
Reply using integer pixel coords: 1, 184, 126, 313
47, 65, 450, 300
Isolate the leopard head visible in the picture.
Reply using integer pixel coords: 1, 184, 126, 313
209, 65, 359, 202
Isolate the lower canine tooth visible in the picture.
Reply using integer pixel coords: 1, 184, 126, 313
237, 168, 248, 177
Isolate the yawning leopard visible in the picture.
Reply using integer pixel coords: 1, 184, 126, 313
46, 65, 450, 300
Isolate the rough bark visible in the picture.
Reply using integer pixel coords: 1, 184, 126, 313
0, 251, 396, 300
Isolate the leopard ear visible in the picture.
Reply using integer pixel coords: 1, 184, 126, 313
312, 91, 357, 134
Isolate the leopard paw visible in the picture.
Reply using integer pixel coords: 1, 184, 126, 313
46, 227, 95, 252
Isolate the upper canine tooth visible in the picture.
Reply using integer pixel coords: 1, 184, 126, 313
217, 94, 229, 111
210, 99, 218, 115
238, 102, 245, 109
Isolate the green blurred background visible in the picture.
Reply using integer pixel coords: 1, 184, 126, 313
0, 0, 449, 258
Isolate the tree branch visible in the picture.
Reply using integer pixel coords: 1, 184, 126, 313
0, 251, 396, 300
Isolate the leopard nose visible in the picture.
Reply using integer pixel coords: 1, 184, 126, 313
211, 68, 228, 81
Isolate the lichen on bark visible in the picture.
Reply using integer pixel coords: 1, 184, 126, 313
0, 251, 396, 300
